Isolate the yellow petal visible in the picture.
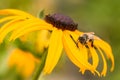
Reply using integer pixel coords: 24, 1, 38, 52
94, 39, 114, 72
43, 28, 63, 74
74, 30, 83, 35
0, 9, 34, 18
0, 21, 22, 43
0, 17, 26, 33
65, 30, 83, 41
89, 47, 99, 70
35, 30, 50, 53
0, 18, 26, 43
0, 16, 20, 23
97, 47, 107, 77
9, 21, 53, 41
63, 31, 95, 74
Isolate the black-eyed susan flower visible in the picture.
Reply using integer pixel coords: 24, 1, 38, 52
8, 48, 40, 78
0, 9, 114, 76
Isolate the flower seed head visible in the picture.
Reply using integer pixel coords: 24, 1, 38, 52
45, 13, 78, 31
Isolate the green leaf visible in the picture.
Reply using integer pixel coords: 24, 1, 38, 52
38, 10, 45, 19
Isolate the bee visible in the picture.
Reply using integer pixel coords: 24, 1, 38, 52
77, 32, 95, 47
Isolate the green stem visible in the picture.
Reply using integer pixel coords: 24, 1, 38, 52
32, 50, 47, 80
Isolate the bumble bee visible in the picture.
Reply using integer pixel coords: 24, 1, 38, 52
77, 32, 95, 47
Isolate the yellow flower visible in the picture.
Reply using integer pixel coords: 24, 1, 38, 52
0, 9, 114, 76
8, 48, 40, 78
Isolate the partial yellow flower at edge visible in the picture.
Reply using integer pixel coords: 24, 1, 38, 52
8, 48, 40, 78
0, 9, 114, 76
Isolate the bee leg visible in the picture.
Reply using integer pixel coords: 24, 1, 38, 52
85, 44, 89, 48
91, 41, 94, 47
89, 39, 94, 47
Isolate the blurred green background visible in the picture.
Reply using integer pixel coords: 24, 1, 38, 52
0, 0, 120, 80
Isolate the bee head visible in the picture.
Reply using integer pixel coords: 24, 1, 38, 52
78, 34, 88, 44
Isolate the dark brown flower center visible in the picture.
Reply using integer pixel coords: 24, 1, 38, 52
44, 13, 78, 31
